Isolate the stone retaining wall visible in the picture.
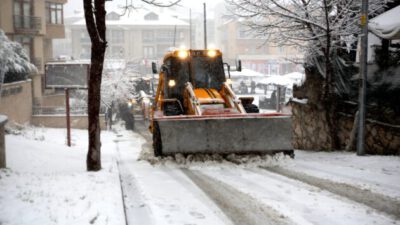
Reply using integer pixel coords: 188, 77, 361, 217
292, 102, 400, 155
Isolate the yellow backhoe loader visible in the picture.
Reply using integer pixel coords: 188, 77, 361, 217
150, 49, 293, 157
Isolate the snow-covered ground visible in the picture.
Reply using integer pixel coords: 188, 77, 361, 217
0, 128, 125, 225
1, 124, 399, 225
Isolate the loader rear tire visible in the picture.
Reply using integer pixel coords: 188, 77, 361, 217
153, 122, 162, 157
244, 104, 260, 113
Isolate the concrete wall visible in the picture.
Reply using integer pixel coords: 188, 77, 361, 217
0, 115, 7, 168
41, 94, 65, 107
0, 80, 33, 124
0, 0, 13, 33
32, 115, 106, 130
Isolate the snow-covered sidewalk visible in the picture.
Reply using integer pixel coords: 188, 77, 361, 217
0, 128, 125, 225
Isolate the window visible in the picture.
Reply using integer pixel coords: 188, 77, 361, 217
46, 2, 63, 24
13, 0, 32, 29
108, 30, 124, 43
157, 30, 174, 42
143, 46, 154, 58
237, 29, 247, 39
144, 12, 159, 21
14, 35, 33, 60
14, 0, 32, 16
279, 47, 285, 54
143, 31, 154, 42
80, 31, 90, 43
108, 46, 124, 58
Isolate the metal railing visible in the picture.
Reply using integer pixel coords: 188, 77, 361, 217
33, 106, 107, 115
13, 15, 42, 33
33, 106, 88, 115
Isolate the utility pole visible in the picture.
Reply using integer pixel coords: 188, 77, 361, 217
173, 25, 177, 47
189, 8, 192, 49
203, 2, 207, 49
357, 0, 368, 156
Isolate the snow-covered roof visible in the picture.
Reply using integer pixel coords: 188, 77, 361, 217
369, 6, 400, 40
258, 75, 295, 87
72, 9, 189, 27
283, 72, 304, 80
283, 72, 305, 85
230, 68, 265, 77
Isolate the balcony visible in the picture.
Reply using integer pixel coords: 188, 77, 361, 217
46, 24, 65, 39
13, 15, 42, 34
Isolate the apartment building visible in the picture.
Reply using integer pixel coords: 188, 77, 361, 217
216, 19, 303, 75
0, 0, 67, 105
67, 9, 190, 63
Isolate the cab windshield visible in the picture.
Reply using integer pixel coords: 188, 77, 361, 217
190, 56, 226, 90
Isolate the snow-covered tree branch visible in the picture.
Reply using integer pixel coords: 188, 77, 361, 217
226, 0, 391, 57
0, 29, 37, 85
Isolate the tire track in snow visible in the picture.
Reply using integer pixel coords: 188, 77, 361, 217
261, 166, 400, 220
202, 167, 399, 225
182, 169, 294, 225
294, 161, 400, 195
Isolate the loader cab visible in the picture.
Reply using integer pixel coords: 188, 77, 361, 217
160, 50, 227, 114
162, 49, 226, 98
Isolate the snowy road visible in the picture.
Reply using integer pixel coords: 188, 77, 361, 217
113, 122, 400, 225
1, 124, 399, 225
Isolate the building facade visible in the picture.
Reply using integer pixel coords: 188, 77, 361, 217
0, 0, 67, 106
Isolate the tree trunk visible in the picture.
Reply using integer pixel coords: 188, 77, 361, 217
84, 0, 107, 171
86, 46, 106, 171
322, 0, 340, 150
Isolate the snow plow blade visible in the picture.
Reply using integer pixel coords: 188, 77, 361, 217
153, 114, 292, 156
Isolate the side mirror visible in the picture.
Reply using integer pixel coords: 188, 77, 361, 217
151, 62, 158, 74
223, 62, 231, 79
236, 60, 242, 72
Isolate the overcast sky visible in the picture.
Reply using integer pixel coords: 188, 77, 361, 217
64, 0, 224, 17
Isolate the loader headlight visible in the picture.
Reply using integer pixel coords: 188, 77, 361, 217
226, 78, 232, 85
177, 50, 189, 59
168, 79, 176, 87
143, 98, 150, 104
207, 49, 217, 58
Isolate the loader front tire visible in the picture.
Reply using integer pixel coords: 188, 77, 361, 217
244, 104, 260, 113
153, 122, 162, 157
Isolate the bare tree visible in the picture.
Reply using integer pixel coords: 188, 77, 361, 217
227, 0, 390, 149
84, 0, 180, 171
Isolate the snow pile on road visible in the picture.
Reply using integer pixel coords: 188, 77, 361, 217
139, 146, 293, 168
